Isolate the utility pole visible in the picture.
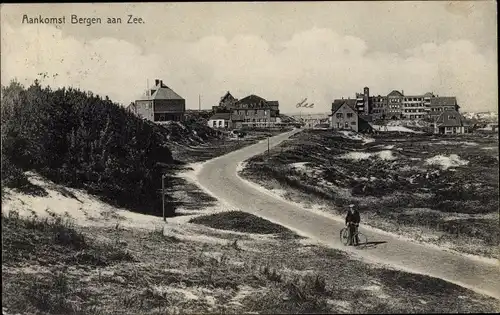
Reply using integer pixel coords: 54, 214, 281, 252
267, 135, 270, 156
199, 94, 201, 111
161, 174, 166, 222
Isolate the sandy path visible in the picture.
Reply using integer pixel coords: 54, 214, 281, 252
193, 129, 500, 300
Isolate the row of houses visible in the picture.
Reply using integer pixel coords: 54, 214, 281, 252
127, 79, 470, 134
342, 87, 460, 121
330, 98, 469, 134
330, 86, 469, 134
127, 79, 285, 129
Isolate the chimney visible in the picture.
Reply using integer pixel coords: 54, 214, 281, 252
160, 80, 164, 87
155, 79, 160, 86
402, 90, 404, 95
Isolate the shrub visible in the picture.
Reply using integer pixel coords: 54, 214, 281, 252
1, 80, 176, 217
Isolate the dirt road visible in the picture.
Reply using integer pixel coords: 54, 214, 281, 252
195, 129, 500, 300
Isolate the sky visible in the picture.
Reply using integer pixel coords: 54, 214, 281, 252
1, 2, 497, 113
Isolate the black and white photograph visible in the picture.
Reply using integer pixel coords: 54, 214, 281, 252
1, 2, 499, 314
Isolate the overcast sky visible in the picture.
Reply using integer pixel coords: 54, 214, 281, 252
1, 2, 497, 113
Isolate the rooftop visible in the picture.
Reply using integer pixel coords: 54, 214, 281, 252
387, 90, 404, 97
136, 79, 184, 101
436, 110, 467, 127
331, 99, 356, 113
430, 96, 457, 106
209, 112, 231, 120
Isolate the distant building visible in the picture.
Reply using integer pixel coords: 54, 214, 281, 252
232, 95, 280, 128
434, 110, 468, 134
429, 96, 460, 120
131, 79, 186, 123
211, 93, 280, 129
207, 112, 232, 129
330, 100, 373, 133
401, 93, 431, 120
213, 91, 238, 112
334, 87, 461, 122
371, 95, 388, 121
387, 90, 404, 120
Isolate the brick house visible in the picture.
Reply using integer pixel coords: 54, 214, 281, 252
330, 100, 373, 133
131, 79, 186, 123
230, 94, 280, 128
434, 110, 469, 134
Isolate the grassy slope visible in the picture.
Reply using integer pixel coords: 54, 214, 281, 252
240, 129, 499, 258
3, 210, 499, 315
1, 81, 175, 217
0, 80, 288, 218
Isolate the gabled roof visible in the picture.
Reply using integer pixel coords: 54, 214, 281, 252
220, 91, 236, 102
430, 97, 457, 107
331, 99, 356, 113
387, 90, 404, 97
151, 85, 184, 100
209, 112, 231, 120
267, 101, 279, 106
436, 110, 466, 127
237, 94, 267, 105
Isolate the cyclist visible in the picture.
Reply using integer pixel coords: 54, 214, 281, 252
345, 204, 360, 246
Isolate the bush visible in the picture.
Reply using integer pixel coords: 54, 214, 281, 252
1, 80, 175, 217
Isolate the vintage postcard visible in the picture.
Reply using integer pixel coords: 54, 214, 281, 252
1, 2, 498, 314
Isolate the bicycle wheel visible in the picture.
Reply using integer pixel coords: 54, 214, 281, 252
355, 232, 367, 248
339, 228, 349, 246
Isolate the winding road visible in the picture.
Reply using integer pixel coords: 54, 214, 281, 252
195, 129, 500, 300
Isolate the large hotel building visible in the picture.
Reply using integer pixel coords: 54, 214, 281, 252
343, 87, 460, 121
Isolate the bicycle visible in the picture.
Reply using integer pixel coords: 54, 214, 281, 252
340, 223, 367, 248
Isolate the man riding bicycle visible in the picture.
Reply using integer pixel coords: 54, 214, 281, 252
345, 204, 361, 246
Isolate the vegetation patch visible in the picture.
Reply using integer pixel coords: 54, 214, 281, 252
189, 210, 301, 238
240, 129, 499, 258
2, 211, 134, 267
3, 215, 499, 314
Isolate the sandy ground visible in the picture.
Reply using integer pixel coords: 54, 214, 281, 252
192, 129, 500, 300
2, 137, 500, 313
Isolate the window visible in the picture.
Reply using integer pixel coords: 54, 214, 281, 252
336, 113, 343, 119
218, 120, 222, 126
347, 113, 353, 118
351, 121, 356, 125
213, 121, 217, 127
